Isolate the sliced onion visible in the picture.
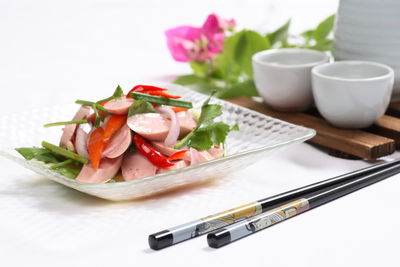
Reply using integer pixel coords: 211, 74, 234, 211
75, 127, 89, 158
156, 105, 180, 147
189, 147, 200, 165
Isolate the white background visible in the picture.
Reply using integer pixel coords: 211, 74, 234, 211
1, 0, 399, 266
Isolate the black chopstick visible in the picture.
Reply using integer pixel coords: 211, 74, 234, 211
207, 161, 400, 248
148, 159, 400, 250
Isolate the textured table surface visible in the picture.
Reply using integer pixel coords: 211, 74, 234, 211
1, 1, 399, 266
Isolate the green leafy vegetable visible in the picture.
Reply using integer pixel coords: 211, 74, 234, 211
174, 74, 209, 86
266, 19, 291, 47
127, 100, 155, 118
43, 119, 88, 128
41, 141, 88, 164
314, 14, 335, 42
15, 147, 83, 179
15, 147, 62, 163
52, 163, 82, 179
175, 94, 239, 150
188, 122, 231, 150
198, 104, 222, 124
49, 159, 74, 169
234, 30, 271, 77
130, 92, 193, 109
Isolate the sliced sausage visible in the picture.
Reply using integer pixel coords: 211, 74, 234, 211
190, 148, 214, 165
127, 113, 170, 141
156, 160, 188, 174
208, 146, 224, 159
102, 124, 131, 158
198, 150, 214, 162
76, 156, 122, 184
103, 98, 134, 115
121, 151, 157, 181
177, 111, 197, 137
75, 127, 89, 158
152, 142, 191, 161
59, 106, 91, 148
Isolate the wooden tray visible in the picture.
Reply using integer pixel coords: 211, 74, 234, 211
228, 97, 400, 160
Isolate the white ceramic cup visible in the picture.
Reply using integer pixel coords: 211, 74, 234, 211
252, 48, 329, 112
312, 61, 394, 129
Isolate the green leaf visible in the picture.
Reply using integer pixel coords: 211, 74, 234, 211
266, 19, 291, 46
189, 61, 209, 77
314, 14, 335, 42
310, 39, 334, 51
231, 124, 240, 131
15, 147, 83, 179
213, 32, 243, 81
188, 122, 232, 150
127, 100, 155, 118
300, 29, 314, 45
174, 74, 208, 86
217, 80, 259, 99
198, 104, 222, 125
15, 147, 61, 163
188, 131, 213, 150
51, 161, 82, 178
234, 30, 271, 76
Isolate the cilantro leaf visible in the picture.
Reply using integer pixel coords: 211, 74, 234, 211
188, 131, 213, 150
175, 93, 239, 150
15, 147, 83, 179
127, 100, 155, 118
15, 147, 61, 163
198, 104, 222, 125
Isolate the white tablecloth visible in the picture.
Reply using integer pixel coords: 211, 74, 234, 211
1, 1, 399, 266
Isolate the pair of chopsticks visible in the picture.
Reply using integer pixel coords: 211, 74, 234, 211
148, 159, 400, 249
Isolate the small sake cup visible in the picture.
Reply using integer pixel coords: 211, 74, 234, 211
252, 48, 329, 112
312, 61, 394, 129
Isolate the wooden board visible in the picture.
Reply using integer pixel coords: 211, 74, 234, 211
228, 97, 396, 160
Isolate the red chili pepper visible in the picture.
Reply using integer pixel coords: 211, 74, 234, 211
133, 134, 174, 168
126, 85, 167, 98
103, 114, 127, 142
88, 128, 105, 170
145, 90, 181, 99
171, 107, 188, 113
167, 150, 188, 161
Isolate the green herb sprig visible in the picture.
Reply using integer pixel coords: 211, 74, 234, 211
175, 93, 238, 150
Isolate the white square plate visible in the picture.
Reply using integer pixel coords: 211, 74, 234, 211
0, 84, 315, 201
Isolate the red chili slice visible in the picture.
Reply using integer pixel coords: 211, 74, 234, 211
167, 150, 188, 161
133, 134, 174, 168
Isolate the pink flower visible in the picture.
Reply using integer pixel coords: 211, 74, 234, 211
202, 13, 236, 34
165, 14, 236, 62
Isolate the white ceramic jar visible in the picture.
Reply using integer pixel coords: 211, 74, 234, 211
334, 0, 400, 98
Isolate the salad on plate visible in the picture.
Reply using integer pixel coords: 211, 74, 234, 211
15, 85, 238, 184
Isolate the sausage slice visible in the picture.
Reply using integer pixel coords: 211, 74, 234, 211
76, 156, 122, 184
